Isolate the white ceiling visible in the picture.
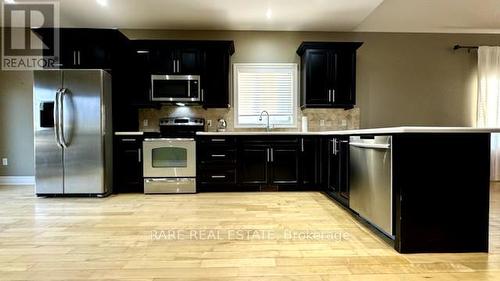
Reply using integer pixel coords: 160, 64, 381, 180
55, 0, 383, 31
356, 0, 500, 33
6, 0, 500, 33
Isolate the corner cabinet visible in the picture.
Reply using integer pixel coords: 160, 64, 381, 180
297, 42, 363, 109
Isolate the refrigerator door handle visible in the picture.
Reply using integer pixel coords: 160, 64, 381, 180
54, 89, 63, 148
58, 88, 69, 148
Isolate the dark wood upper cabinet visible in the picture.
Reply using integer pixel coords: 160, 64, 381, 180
149, 46, 202, 75
297, 42, 363, 109
202, 44, 233, 108
177, 48, 203, 74
32, 28, 129, 70
130, 40, 234, 108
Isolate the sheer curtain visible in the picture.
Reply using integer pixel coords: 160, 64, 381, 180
477, 46, 500, 180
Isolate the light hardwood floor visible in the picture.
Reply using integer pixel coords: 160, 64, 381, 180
0, 184, 499, 280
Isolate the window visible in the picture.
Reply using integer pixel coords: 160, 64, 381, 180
234, 63, 298, 128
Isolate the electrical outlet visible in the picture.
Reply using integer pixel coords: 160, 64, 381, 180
320, 120, 326, 127
2, 158, 8, 166
341, 120, 347, 127
143, 119, 149, 127
207, 120, 212, 127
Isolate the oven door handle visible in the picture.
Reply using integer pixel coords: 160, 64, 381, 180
145, 178, 176, 183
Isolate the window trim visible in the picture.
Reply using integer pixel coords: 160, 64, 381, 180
233, 63, 298, 129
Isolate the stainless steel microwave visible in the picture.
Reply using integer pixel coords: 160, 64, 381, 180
151, 75, 201, 102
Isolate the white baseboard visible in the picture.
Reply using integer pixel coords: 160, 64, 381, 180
0, 176, 35, 185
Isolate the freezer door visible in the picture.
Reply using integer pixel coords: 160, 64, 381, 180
61, 70, 106, 194
34, 71, 64, 195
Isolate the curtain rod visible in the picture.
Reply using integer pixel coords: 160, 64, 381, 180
453, 45, 479, 51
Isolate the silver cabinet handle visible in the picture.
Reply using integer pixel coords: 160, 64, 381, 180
301, 139, 304, 152
270, 148, 274, 162
332, 139, 337, 155
201, 89, 204, 102
211, 138, 226, 142
121, 138, 137, 142
267, 148, 270, 162
211, 175, 226, 179
77, 51, 81, 65
176, 60, 180, 73
211, 154, 226, 158
332, 89, 335, 103
138, 148, 142, 163
73, 51, 77, 66
328, 90, 332, 102
173, 60, 176, 73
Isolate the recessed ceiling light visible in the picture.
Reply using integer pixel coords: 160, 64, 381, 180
96, 0, 108, 7
266, 8, 272, 19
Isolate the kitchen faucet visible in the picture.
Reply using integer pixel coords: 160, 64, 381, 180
259, 110, 271, 132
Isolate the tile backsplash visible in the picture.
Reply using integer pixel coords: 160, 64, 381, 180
138, 106, 360, 132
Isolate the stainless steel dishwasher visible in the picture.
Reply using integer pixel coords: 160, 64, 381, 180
349, 135, 393, 237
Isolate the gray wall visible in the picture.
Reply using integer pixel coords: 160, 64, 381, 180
1, 29, 500, 176
0, 70, 34, 176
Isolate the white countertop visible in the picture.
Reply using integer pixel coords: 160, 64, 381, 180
197, 127, 500, 136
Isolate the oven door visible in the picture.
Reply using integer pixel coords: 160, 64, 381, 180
151, 75, 200, 102
143, 138, 196, 178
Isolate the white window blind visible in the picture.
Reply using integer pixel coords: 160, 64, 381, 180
234, 63, 298, 128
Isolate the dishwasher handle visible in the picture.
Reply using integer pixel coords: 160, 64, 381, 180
349, 142, 391, 150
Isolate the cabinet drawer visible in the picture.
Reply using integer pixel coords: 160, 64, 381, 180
198, 168, 236, 184
200, 149, 236, 164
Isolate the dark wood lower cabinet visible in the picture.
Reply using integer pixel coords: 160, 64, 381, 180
301, 138, 320, 187
326, 136, 349, 206
239, 145, 269, 185
114, 136, 143, 193
270, 145, 300, 185
197, 136, 315, 191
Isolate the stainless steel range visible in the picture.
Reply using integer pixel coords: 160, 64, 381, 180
143, 117, 204, 194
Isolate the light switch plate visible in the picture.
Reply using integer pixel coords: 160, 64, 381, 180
2, 158, 8, 166
320, 120, 326, 127
341, 120, 347, 126
143, 119, 149, 127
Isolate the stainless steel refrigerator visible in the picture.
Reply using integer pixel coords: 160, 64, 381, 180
33, 70, 113, 196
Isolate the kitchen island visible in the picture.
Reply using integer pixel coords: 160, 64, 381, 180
197, 127, 495, 253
